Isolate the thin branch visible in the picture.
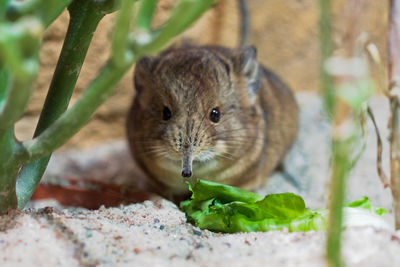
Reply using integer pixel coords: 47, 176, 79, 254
366, 43, 390, 97
388, 0, 400, 230
112, 0, 135, 66
0, 19, 41, 81
320, 1, 369, 266
367, 106, 390, 188
326, 137, 353, 267
0, 18, 41, 130
133, 0, 215, 55
136, 0, 157, 31
0, 78, 34, 131
0, 67, 7, 102
318, 1, 344, 265
348, 111, 367, 170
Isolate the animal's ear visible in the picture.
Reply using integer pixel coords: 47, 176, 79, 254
133, 56, 156, 93
235, 45, 261, 97
236, 45, 259, 79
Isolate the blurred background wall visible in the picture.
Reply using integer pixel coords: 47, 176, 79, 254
15, 0, 388, 148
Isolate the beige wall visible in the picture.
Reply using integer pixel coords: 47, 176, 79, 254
15, 0, 388, 148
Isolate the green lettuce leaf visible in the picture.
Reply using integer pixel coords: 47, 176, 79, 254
188, 179, 263, 203
180, 179, 387, 233
345, 196, 387, 215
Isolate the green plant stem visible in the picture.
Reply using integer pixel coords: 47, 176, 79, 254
35, 3, 104, 135
134, 0, 215, 55
136, 0, 157, 31
0, 44, 38, 131
318, 0, 346, 266
16, 0, 105, 208
0, 16, 39, 213
0, 67, 9, 106
0, 24, 25, 79
0, 78, 35, 131
0, 18, 41, 139
112, 0, 135, 66
326, 138, 353, 267
0, 128, 22, 212
319, 0, 335, 118
0, 19, 41, 81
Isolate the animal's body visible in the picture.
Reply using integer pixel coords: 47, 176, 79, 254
126, 44, 298, 197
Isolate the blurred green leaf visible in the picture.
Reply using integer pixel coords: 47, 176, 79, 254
6, 0, 71, 27
346, 196, 387, 215
0, 68, 8, 102
337, 79, 376, 110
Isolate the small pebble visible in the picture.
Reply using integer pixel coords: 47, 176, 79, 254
159, 225, 165, 230
154, 218, 160, 224
195, 243, 204, 249
85, 231, 93, 238
193, 229, 202, 236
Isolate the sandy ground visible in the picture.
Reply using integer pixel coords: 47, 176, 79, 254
1, 93, 400, 266
1, 199, 400, 267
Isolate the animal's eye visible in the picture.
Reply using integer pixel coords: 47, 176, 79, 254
162, 106, 172, 121
209, 107, 220, 123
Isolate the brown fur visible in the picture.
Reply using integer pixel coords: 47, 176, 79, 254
126, 45, 298, 197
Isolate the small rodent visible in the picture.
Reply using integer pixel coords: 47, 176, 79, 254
126, 44, 299, 198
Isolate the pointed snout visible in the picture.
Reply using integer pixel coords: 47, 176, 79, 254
181, 150, 193, 178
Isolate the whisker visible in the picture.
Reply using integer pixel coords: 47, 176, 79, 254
211, 126, 267, 135
218, 140, 262, 146
139, 145, 169, 156
209, 135, 266, 143
139, 150, 166, 156
216, 152, 235, 161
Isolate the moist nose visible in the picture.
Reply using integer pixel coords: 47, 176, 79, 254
181, 169, 192, 178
